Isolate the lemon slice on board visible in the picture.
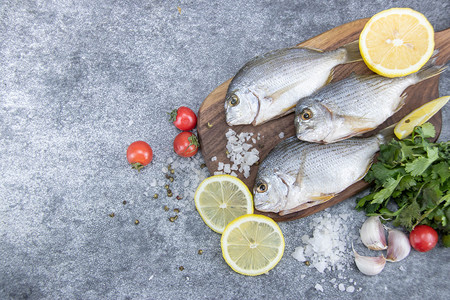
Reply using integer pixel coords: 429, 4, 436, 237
221, 214, 285, 276
194, 175, 253, 233
394, 96, 449, 139
359, 8, 435, 78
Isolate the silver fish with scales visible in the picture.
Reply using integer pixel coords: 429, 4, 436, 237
253, 128, 394, 216
294, 62, 446, 144
224, 42, 361, 126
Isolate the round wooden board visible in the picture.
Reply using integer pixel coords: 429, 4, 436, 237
197, 19, 450, 222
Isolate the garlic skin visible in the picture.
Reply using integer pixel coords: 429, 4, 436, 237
353, 245, 386, 276
360, 216, 387, 250
386, 228, 411, 262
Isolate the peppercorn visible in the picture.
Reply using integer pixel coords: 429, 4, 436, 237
179, 266, 184, 271
198, 249, 203, 255
109, 213, 115, 218
153, 194, 159, 199
135, 219, 140, 225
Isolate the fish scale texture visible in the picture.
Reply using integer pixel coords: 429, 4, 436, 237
0, 0, 449, 299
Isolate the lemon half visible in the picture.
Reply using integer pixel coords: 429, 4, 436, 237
394, 96, 449, 139
359, 8, 435, 78
194, 175, 253, 233
221, 214, 285, 276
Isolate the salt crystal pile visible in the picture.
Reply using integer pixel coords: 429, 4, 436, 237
292, 212, 353, 273
214, 129, 259, 178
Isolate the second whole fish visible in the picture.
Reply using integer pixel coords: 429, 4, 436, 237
294, 62, 446, 144
224, 41, 361, 126
253, 128, 394, 215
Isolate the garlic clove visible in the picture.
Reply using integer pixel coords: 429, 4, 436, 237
352, 244, 386, 276
360, 216, 387, 250
386, 228, 411, 262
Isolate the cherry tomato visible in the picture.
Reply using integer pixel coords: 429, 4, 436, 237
127, 141, 153, 171
168, 106, 197, 131
409, 225, 438, 252
173, 132, 199, 157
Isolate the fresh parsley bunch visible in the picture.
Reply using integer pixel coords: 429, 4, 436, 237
356, 123, 449, 244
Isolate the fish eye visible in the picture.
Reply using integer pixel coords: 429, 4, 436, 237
256, 181, 268, 193
228, 94, 240, 107
301, 108, 313, 121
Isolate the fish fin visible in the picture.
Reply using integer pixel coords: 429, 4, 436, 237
268, 79, 304, 101
300, 46, 324, 52
278, 202, 318, 215
357, 157, 376, 181
376, 124, 396, 143
278, 195, 334, 216
325, 68, 335, 85
341, 40, 362, 63
414, 61, 447, 82
392, 93, 408, 113
310, 193, 335, 202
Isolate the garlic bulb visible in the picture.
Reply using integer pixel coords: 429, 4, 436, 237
353, 245, 386, 276
360, 216, 387, 250
386, 228, 411, 262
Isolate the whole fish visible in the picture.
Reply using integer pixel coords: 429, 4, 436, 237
253, 129, 393, 215
224, 41, 361, 126
294, 63, 446, 144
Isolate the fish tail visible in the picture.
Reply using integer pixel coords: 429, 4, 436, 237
414, 56, 447, 83
342, 40, 362, 63
376, 124, 396, 144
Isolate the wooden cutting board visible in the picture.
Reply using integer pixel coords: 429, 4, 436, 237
197, 18, 450, 222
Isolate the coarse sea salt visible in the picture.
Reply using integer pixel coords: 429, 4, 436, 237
217, 129, 260, 178
291, 212, 354, 273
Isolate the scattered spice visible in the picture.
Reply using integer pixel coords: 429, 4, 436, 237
169, 177, 174, 182
200, 163, 206, 169
169, 216, 178, 222
164, 205, 169, 211
153, 193, 159, 199
179, 266, 184, 271
122, 200, 127, 205
165, 174, 171, 179
135, 219, 140, 225
304, 261, 310, 266
174, 208, 180, 213
167, 190, 173, 197
207, 122, 213, 128
109, 213, 115, 218
164, 184, 169, 190
198, 249, 203, 255
170, 169, 175, 174
176, 195, 183, 200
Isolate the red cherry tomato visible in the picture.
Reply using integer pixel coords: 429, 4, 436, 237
127, 141, 153, 171
409, 225, 438, 252
173, 132, 199, 157
168, 106, 197, 131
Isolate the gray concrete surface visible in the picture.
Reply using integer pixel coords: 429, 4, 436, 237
1, 0, 449, 299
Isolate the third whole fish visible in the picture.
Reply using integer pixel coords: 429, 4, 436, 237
253, 128, 394, 215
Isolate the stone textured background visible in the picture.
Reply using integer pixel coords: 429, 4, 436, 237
1, 1, 449, 299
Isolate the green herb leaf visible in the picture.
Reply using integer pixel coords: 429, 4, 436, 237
356, 123, 450, 235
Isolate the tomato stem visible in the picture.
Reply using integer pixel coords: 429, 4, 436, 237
131, 162, 144, 171
168, 109, 177, 122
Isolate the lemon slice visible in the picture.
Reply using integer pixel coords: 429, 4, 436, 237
194, 175, 253, 233
394, 96, 449, 139
359, 8, 434, 78
221, 214, 285, 276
